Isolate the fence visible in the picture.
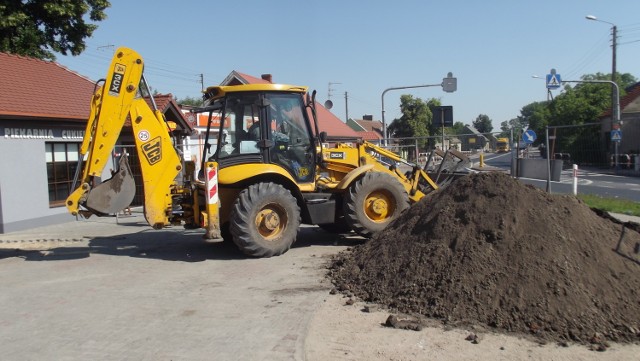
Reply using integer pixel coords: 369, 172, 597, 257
545, 118, 640, 174
378, 132, 510, 164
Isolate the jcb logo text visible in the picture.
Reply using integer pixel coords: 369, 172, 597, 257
142, 137, 162, 165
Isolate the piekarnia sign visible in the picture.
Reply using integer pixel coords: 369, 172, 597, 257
3, 128, 85, 140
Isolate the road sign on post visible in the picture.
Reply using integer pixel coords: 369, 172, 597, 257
546, 69, 561, 90
611, 129, 622, 142
522, 129, 537, 144
432, 106, 453, 127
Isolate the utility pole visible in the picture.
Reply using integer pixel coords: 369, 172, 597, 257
344, 91, 349, 122
611, 25, 617, 116
612, 25, 617, 85
200, 74, 204, 92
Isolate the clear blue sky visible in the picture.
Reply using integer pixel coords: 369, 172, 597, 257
56, 0, 640, 131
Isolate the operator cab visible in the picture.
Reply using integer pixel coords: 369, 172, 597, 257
198, 85, 316, 183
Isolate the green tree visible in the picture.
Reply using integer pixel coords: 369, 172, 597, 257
451, 121, 465, 135
0, 0, 110, 60
472, 114, 493, 133
177, 95, 203, 106
387, 94, 431, 148
517, 101, 550, 137
549, 73, 636, 129
516, 72, 637, 163
425, 98, 441, 138
499, 118, 526, 139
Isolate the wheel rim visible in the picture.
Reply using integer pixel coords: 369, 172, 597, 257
363, 190, 395, 223
254, 203, 287, 240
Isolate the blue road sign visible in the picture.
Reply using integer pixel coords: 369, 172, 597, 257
522, 130, 536, 144
546, 73, 561, 89
611, 129, 622, 142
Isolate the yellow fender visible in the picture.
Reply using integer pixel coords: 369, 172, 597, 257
219, 163, 316, 192
335, 164, 374, 190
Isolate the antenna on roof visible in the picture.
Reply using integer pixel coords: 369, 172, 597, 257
328, 82, 341, 100
97, 44, 115, 53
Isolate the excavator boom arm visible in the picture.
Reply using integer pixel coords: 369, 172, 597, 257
66, 47, 182, 228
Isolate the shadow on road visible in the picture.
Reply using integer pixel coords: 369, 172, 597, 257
0, 226, 365, 263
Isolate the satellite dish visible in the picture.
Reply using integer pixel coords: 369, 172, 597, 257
324, 99, 333, 109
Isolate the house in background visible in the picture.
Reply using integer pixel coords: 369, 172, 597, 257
0, 52, 95, 233
0, 52, 193, 233
347, 115, 384, 144
459, 125, 488, 152
599, 82, 640, 156
485, 133, 498, 151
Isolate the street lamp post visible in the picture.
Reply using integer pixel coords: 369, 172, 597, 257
586, 15, 617, 88
380, 73, 456, 146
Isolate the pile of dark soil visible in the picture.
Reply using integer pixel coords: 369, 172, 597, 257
329, 172, 640, 345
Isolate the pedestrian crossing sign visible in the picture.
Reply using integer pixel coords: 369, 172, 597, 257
611, 129, 622, 142
546, 73, 561, 89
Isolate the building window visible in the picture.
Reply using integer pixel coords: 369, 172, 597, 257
45, 142, 80, 207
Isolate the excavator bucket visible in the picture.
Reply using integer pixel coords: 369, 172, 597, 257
427, 149, 472, 187
85, 154, 136, 215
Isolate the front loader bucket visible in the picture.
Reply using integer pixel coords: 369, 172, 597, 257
428, 149, 472, 187
86, 154, 136, 215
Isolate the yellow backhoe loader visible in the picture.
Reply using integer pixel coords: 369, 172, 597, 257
66, 47, 460, 257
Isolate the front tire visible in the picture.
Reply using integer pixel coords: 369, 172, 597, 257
230, 182, 301, 257
344, 172, 410, 238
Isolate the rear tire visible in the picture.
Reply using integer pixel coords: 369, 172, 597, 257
344, 172, 409, 238
230, 182, 301, 257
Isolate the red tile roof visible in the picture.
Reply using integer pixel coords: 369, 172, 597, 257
0, 52, 95, 120
125, 93, 191, 132
358, 130, 383, 141
221, 71, 272, 86
353, 119, 383, 133
313, 102, 361, 138
236, 72, 271, 84
149, 93, 175, 112
601, 82, 640, 117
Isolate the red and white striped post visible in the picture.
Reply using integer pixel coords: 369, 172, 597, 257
572, 164, 578, 195
204, 161, 221, 239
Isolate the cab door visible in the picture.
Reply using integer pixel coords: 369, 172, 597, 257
265, 93, 315, 183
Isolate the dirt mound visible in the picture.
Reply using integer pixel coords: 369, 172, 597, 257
329, 172, 640, 344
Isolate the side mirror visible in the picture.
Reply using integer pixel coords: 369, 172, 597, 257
320, 131, 327, 143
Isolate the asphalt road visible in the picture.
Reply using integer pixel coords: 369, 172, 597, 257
1, 170, 637, 361
481, 152, 640, 201
0, 214, 357, 361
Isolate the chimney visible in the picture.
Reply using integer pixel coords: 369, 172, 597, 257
363, 114, 373, 120
261, 74, 273, 83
